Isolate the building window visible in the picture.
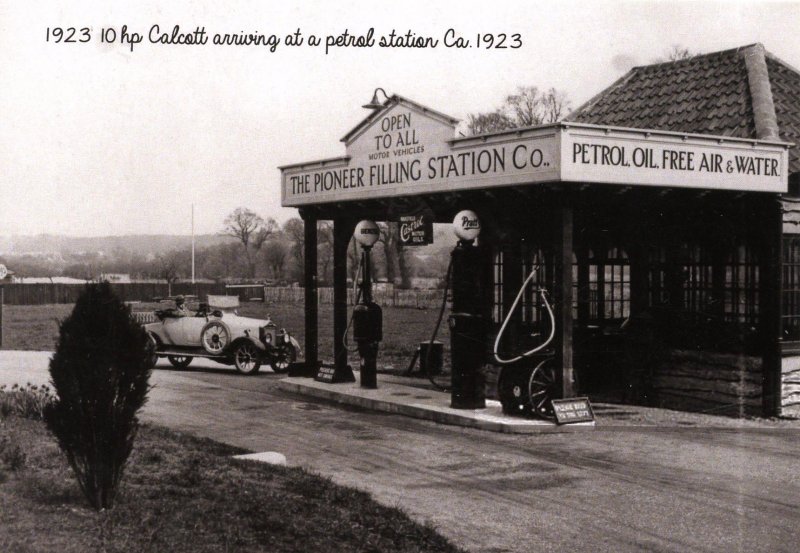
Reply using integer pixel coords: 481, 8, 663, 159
520, 245, 548, 327
647, 247, 669, 308
604, 247, 630, 320
577, 247, 629, 324
782, 236, 800, 340
683, 244, 714, 315
724, 245, 759, 325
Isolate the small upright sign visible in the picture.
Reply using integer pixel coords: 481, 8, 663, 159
315, 363, 356, 384
551, 397, 595, 425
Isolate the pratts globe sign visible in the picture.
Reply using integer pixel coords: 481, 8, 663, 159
453, 210, 481, 241
279, 96, 790, 207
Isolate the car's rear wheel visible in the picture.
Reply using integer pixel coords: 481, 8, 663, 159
168, 355, 192, 369
201, 321, 230, 355
269, 343, 296, 374
146, 333, 159, 369
233, 342, 261, 375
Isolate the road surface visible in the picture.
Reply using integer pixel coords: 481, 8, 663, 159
3, 351, 799, 553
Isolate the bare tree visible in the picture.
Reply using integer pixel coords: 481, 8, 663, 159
158, 255, 180, 296
263, 240, 289, 281
317, 221, 334, 285
377, 222, 416, 289
284, 218, 304, 262
466, 109, 515, 135
348, 236, 360, 290
653, 45, 695, 63
506, 86, 544, 126
221, 207, 276, 278
542, 88, 571, 123
466, 86, 571, 136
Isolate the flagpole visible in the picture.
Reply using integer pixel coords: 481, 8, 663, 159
191, 203, 196, 284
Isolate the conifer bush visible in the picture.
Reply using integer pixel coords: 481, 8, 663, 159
44, 282, 153, 510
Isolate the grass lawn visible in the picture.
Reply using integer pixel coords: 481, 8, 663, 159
0, 415, 464, 553
2, 301, 451, 372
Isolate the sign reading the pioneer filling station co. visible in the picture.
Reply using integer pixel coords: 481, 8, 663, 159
280, 98, 789, 207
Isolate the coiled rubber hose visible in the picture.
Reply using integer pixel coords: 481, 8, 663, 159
492, 267, 555, 365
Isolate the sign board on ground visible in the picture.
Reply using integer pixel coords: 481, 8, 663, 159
315, 365, 337, 383
551, 397, 595, 425
280, 97, 790, 207
315, 363, 356, 384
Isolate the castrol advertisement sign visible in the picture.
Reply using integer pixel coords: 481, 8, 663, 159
280, 98, 789, 207
398, 213, 433, 246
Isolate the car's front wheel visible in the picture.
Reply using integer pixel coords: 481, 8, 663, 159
233, 341, 262, 375
168, 355, 192, 369
269, 343, 296, 374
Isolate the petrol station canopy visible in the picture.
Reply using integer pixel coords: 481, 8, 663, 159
281, 43, 800, 209
281, 95, 790, 208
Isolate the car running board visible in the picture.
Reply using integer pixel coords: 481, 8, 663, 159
157, 350, 224, 359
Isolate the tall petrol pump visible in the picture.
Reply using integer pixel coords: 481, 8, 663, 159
448, 210, 488, 409
352, 220, 383, 389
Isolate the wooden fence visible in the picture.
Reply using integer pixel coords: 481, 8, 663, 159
263, 287, 446, 309
0, 282, 226, 306
0, 283, 446, 309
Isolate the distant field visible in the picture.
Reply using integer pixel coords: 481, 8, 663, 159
1, 301, 450, 372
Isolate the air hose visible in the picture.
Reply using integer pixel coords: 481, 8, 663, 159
341, 259, 364, 357
405, 257, 454, 392
492, 267, 556, 365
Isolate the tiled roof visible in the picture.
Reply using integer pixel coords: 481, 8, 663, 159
567, 44, 800, 174
767, 55, 800, 174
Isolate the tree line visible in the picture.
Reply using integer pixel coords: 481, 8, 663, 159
1, 208, 452, 287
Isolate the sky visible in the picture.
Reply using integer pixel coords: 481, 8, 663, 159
1, 0, 799, 237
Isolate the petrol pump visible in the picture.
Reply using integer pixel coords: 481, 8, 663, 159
448, 210, 488, 409
445, 210, 560, 417
351, 220, 383, 389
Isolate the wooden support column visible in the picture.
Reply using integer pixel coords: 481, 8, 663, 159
760, 197, 782, 416
710, 246, 727, 322
554, 201, 575, 398
627, 240, 649, 318
333, 218, 354, 373
302, 212, 318, 373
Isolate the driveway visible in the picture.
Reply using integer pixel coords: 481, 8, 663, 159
2, 351, 799, 553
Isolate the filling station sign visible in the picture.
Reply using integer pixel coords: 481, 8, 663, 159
280, 97, 789, 207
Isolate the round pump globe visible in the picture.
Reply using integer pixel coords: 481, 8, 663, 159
453, 210, 481, 241
354, 220, 380, 247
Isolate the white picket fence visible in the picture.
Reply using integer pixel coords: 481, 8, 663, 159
263, 287, 445, 309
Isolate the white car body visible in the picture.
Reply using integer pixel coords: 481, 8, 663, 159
143, 296, 301, 375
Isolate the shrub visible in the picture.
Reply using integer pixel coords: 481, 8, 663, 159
0, 383, 54, 420
0, 434, 27, 471
44, 282, 153, 510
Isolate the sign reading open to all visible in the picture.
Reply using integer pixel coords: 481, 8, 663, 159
280, 98, 789, 207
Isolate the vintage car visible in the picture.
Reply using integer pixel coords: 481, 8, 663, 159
144, 295, 300, 375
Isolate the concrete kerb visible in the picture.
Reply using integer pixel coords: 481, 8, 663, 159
276, 373, 595, 434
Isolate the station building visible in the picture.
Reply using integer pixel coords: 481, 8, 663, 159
281, 43, 800, 417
